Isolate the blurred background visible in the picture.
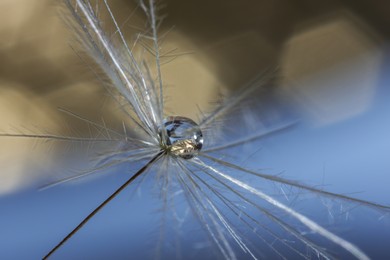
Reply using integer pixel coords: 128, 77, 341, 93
0, 0, 389, 259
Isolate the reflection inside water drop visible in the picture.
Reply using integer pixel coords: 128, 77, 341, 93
160, 116, 203, 159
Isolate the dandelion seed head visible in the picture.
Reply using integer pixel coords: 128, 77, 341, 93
160, 116, 203, 159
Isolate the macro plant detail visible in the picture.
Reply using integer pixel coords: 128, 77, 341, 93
1, 0, 389, 259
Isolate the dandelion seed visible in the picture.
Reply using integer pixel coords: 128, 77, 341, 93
1, 0, 390, 260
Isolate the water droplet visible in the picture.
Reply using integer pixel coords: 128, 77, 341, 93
160, 116, 203, 159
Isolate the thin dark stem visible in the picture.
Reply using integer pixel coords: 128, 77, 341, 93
43, 151, 164, 259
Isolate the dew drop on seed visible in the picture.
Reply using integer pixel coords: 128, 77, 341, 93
161, 116, 203, 159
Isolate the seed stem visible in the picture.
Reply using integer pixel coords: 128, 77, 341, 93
43, 151, 163, 259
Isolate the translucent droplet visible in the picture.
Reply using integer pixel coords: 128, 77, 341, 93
160, 116, 203, 159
